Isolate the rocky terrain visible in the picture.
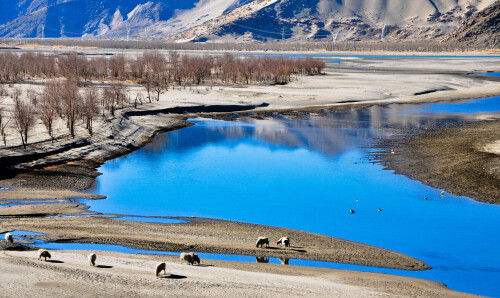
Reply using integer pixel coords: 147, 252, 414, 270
0, 0, 249, 38
0, 0, 497, 42
446, 0, 500, 47
170, 0, 497, 42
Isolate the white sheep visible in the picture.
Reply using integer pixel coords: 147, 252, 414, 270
256, 237, 269, 248
38, 249, 51, 261
88, 253, 97, 266
4, 233, 13, 244
276, 237, 290, 247
189, 252, 200, 265
155, 262, 166, 276
180, 252, 194, 265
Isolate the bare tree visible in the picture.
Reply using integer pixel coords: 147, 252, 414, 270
143, 72, 154, 103
12, 98, 35, 148
0, 99, 9, 146
133, 93, 144, 108
39, 93, 56, 141
81, 85, 99, 135
61, 81, 81, 138
103, 82, 127, 116
152, 75, 167, 101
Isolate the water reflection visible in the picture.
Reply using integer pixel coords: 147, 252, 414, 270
90, 96, 500, 297
256, 256, 269, 263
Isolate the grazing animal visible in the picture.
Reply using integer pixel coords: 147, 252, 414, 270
180, 252, 194, 265
378, 209, 382, 212
256, 256, 269, 263
189, 252, 200, 265
4, 233, 13, 244
279, 258, 289, 265
350, 209, 355, 214
255, 237, 269, 248
38, 249, 51, 261
441, 191, 445, 196
424, 197, 428, 200
88, 253, 97, 266
277, 237, 290, 247
155, 262, 166, 276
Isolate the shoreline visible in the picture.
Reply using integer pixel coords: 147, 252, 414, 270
1, 52, 499, 296
375, 120, 500, 205
0, 215, 430, 271
0, 250, 474, 297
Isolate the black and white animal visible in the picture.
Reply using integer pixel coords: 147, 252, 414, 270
378, 209, 382, 212
279, 258, 289, 265
276, 237, 290, 247
256, 237, 269, 248
4, 233, 13, 244
189, 252, 200, 265
180, 252, 194, 265
156, 262, 166, 276
88, 253, 97, 266
38, 249, 51, 261
350, 209, 355, 214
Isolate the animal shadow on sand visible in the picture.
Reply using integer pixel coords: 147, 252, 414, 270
46, 260, 64, 264
96, 265, 113, 269
195, 264, 213, 268
266, 246, 307, 253
158, 274, 187, 279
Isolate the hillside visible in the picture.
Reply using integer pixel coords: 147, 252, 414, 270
0, 0, 497, 42
170, 0, 497, 42
0, 0, 248, 38
446, 0, 500, 47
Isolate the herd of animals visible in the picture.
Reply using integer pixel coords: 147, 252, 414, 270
4, 233, 292, 277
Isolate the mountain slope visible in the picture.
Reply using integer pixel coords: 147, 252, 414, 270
446, 0, 500, 47
0, 0, 497, 42
0, 0, 247, 38
170, 0, 497, 42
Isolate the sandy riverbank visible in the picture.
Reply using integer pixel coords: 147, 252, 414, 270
376, 120, 500, 205
1, 54, 499, 173
1, 52, 499, 296
0, 215, 429, 271
0, 250, 474, 297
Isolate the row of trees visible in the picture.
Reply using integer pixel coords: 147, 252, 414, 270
0, 51, 325, 89
0, 51, 325, 148
3, 38, 493, 51
0, 80, 133, 148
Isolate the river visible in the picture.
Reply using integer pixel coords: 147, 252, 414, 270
70, 97, 500, 296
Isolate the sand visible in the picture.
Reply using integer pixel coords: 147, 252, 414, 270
1, 54, 499, 172
0, 215, 429, 271
376, 120, 500, 205
1, 50, 500, 296
0, 250, 474, 297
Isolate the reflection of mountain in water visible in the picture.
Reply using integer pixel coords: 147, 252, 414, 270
142, 100, 498, 159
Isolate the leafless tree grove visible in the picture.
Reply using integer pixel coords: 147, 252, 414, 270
0, 50, 326, 148
13, 98, 35, 148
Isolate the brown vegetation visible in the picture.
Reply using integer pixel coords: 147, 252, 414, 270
0, 50, 324, 148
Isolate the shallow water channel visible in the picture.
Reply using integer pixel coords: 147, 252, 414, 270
72, 97, 500, 296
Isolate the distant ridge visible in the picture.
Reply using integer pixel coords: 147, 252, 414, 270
446, 0, 500, 47
0, 0, 497, 43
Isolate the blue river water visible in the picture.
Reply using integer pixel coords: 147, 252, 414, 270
241, 54, 500, 59
79, 98, 500, 296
